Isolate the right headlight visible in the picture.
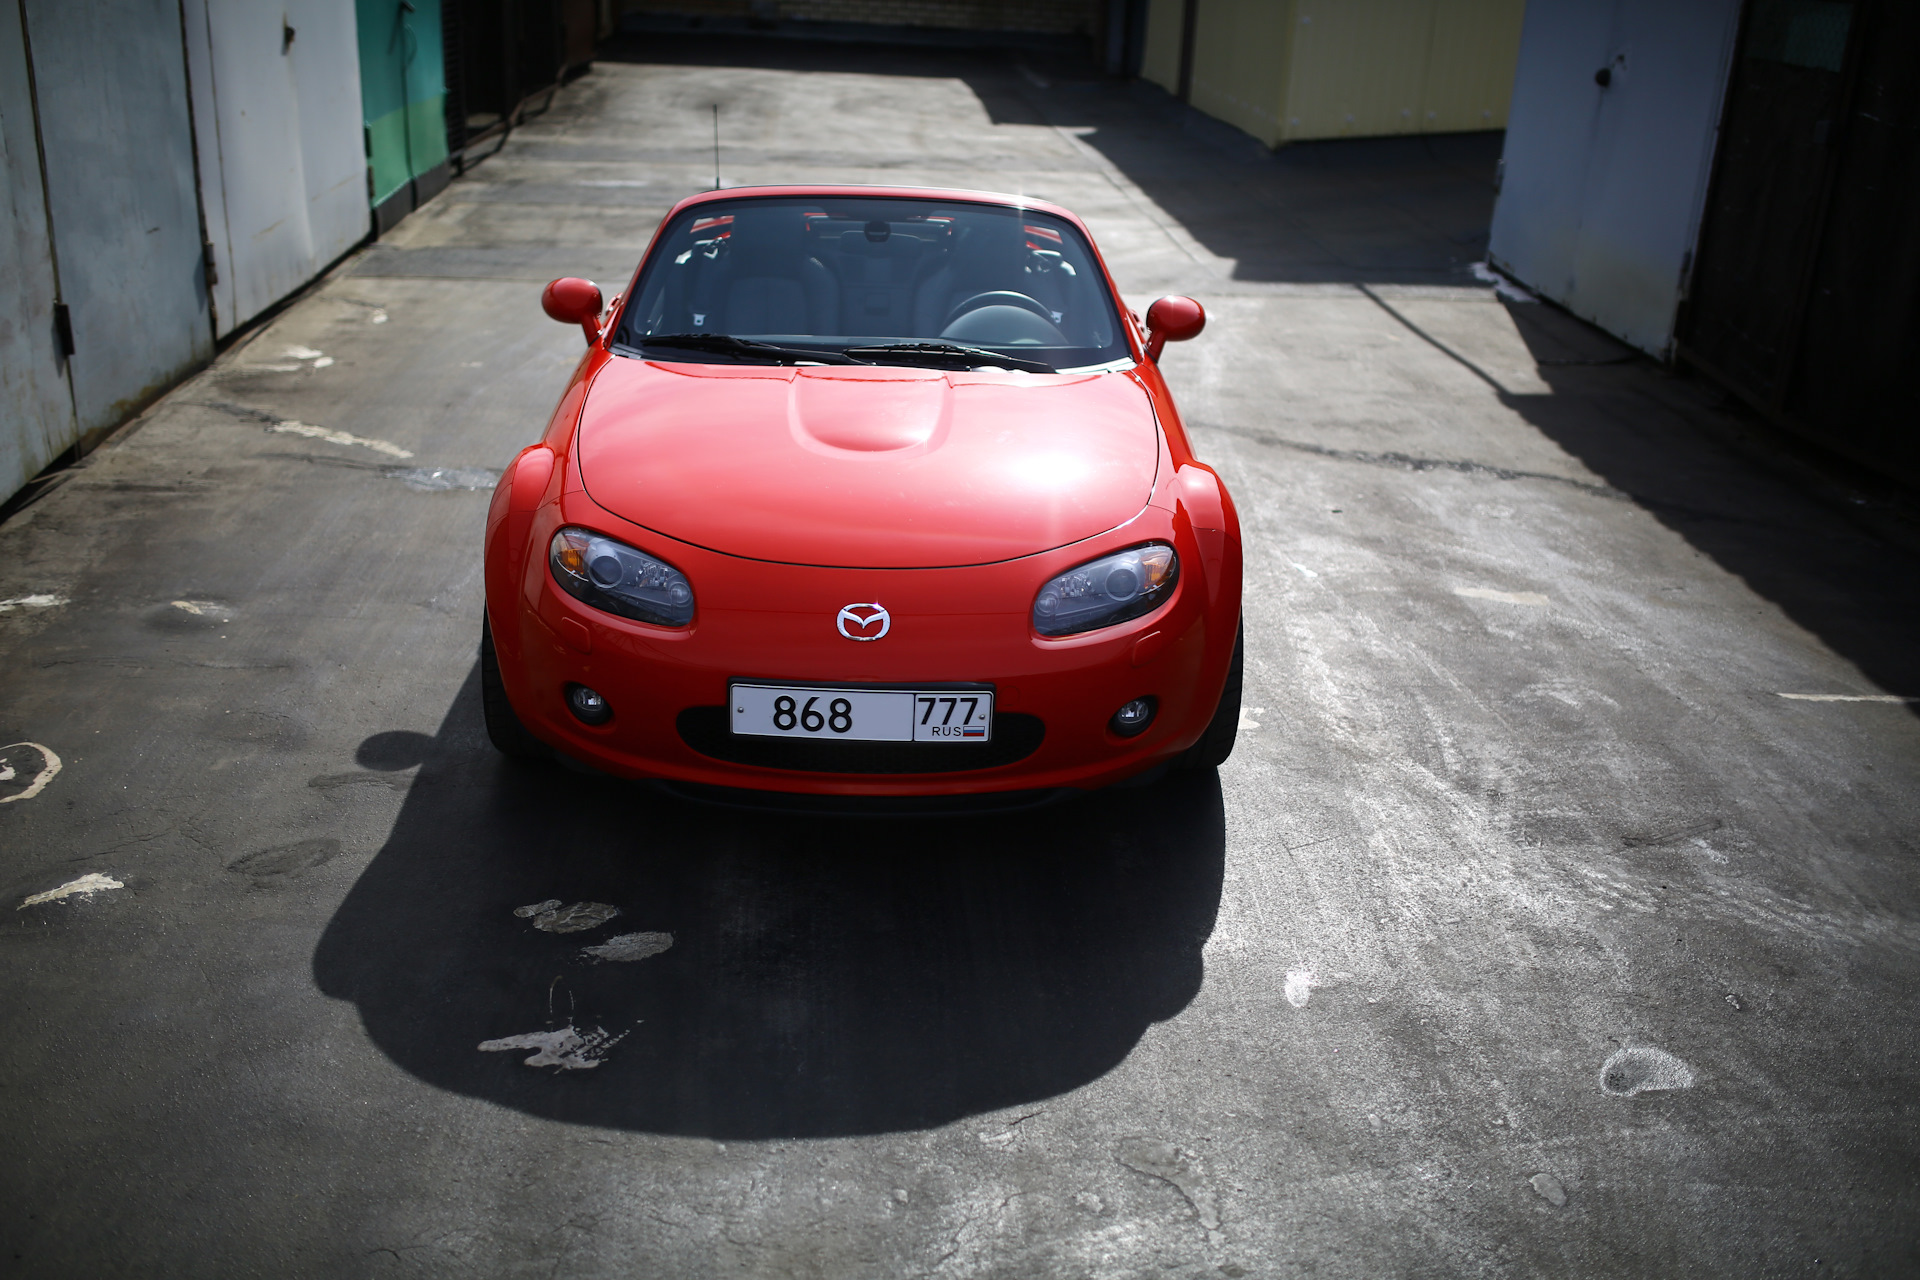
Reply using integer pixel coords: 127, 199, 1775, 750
1032, 543, 1177, 636
550, 526, 695, 626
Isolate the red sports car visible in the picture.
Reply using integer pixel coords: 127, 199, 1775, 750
481, 186, 1241, 808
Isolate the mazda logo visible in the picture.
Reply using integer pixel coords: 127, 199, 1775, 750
836, 602, 890, 641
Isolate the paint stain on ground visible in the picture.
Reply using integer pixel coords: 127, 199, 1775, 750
19, 872, 123, 910
386, 466, 501, 492
1283, 969, 1318, 1008
514, 900, 621, 933
0, 593, 67, 613
478, 1024, 629, 1070
1116, 1138, 1221, 1231
0, 742, 63, 804
1455, 586, 1550, 607
146, 598, 238, 632
579, 931, 673, 964
228, 839, 339, 882
1529, 1172, 1567, 1207
1471, 261, 1540, 303
1601, 1045, 1695, 1096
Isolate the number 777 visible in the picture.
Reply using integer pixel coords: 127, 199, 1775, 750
917, 696, 980, 726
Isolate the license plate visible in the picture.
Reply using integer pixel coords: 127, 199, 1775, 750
729, 684, 994, 743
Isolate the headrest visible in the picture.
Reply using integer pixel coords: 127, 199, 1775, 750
726, 206, 808, 274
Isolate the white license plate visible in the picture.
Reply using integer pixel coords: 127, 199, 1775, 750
729, 684, 994, 743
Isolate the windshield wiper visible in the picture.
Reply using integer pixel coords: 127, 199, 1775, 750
843, 343, 1055, 375
627, 333, 856, 365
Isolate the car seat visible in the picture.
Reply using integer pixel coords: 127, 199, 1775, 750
913, 215, 1035, 336
718, 207, 838, 336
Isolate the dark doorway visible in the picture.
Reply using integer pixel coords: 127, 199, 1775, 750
1680, 0, 1920, 486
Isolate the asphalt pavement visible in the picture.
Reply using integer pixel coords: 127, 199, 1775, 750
3, 35, 1917, 1279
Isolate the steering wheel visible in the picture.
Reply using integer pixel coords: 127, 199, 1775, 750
944, 291, 1054, 329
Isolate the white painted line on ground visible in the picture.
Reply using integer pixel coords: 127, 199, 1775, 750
1455, 586, 1550, 607
0, 742, 62, 803
19, 872, 121, 909
1777, 692, 1917, 703
267, 421, 413, 459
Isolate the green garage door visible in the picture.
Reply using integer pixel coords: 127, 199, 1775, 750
358, 0, 450, 233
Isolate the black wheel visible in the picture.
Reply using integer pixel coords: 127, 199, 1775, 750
480, 614, 549, 762
1180, 621, 1243, 772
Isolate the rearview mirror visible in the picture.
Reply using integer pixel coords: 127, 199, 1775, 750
542, 277, 604, 345
1144, 295, 1205, 362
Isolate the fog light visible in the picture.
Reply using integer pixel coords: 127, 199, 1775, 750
566, 683, 613, 726
1109, 696, 1157, 738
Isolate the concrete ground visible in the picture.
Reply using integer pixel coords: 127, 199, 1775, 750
4, 35, 1918, 1279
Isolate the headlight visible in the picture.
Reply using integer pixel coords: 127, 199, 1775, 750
550, 527, 695, 626
1032, 543, 1177, 636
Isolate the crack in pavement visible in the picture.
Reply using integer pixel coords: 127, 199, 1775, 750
1194, 421, 1626, 498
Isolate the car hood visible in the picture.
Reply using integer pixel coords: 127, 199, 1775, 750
574, 358, 1160, 568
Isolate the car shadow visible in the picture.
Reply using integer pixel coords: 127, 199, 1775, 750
313, 665, 1225, 1139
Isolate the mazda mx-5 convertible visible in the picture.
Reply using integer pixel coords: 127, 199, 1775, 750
481, 185, 1242, 808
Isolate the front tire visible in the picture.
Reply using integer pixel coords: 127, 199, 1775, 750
1179, 621, 1243, 771
480, 614, 549, 762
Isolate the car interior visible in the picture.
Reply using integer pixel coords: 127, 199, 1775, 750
616, 198, 1128, 369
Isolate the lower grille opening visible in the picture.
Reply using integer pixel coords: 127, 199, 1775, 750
677, 706, 1045, 774
652, 781, 1076, 816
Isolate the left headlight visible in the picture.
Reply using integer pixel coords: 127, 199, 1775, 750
550, 526, 695, 626
1032, 543, 1177, 636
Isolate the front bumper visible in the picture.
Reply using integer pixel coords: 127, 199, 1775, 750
485, 495, 1238, 797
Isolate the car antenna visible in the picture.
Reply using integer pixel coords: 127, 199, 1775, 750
711, 104, 721, 190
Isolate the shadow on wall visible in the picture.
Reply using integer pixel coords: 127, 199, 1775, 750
1023, 83, 1504, 287
598, 31, 1504, 287
313, 667, 1225, 1139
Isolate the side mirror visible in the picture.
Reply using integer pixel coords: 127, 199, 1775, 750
542, 277, 604, 345
1144, 295, 1205, 363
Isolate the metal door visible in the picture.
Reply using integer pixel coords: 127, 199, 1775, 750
183, 0, 371, 336
1489, 0, 1743, 357
0, 1, 76, 499
18, 0, 212, 437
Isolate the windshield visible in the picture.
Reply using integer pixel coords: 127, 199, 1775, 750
612, 196, 1131, 373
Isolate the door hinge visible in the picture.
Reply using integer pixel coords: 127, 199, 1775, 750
52, 302, 75, 359
202, 239, 219, 286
